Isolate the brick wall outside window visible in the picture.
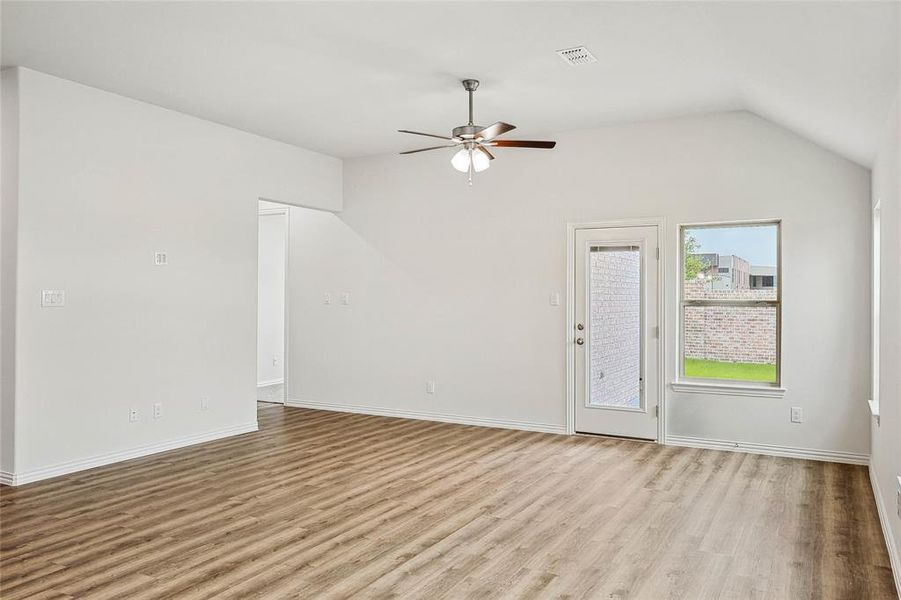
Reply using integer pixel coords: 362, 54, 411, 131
683, 280, 777, 365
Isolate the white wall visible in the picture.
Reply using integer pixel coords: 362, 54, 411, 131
1, 68, 19, 476
868, 12, 901, 587
2, 67, 341, 482
871, 91, 901, 588
257, 208, 286, 386
287, 111, 872, 457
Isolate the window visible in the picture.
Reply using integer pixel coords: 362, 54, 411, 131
680, 222, 781, 386
871, 202, 880, 416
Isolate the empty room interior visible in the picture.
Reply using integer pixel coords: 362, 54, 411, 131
1, 1, 900, 598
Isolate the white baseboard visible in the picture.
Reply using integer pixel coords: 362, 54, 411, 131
257, 379, 284, 388
870, 465, 901, 598
1, 421, 258, 487
286, 398, 566, 435
666, 435, 869, 465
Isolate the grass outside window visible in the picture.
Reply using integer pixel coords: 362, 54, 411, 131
683, 358, 776, 383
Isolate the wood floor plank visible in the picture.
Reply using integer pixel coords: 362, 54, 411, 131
1, 403, 896, 599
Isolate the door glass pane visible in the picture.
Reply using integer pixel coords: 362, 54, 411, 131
589, 246, 641, 409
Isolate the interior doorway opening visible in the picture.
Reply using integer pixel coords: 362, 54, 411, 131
257, 200, 289, 404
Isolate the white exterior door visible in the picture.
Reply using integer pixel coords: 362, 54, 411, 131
573, 226, 660, 440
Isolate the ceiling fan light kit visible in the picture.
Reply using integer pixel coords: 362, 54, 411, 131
451, 147, 491, 173
399, 78, 557, 185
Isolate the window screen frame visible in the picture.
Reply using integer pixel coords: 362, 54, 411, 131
678, 220, 782, 388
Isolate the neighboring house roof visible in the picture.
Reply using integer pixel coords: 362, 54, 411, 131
695, 253, 720, 268
692, 253, 775, 274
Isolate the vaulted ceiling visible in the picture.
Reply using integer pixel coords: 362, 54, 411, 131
2, 1, 897, 165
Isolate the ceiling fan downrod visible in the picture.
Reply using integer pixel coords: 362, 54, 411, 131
462, 79, 479, 126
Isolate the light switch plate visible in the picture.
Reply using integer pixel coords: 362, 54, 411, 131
340, 292, 350, 305
549, 292, 561, 306
154, 252, 168, 266
41, 289, 66, 307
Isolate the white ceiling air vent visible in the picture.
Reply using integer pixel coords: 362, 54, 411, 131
556, 46, 597, 67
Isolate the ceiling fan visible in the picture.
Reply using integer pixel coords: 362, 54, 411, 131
398, 79, 556, 184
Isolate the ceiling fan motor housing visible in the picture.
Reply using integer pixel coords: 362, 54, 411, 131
452, 124, 484, 140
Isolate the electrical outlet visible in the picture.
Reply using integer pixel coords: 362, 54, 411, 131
129, 408, 139, 423
200, 396, 210, 411
153, 402, 162, 419
425, 380, 436, 395
41, 289, 66, 307
790, 407, 803, 423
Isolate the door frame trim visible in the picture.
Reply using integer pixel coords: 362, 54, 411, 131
565, 217, 667, 442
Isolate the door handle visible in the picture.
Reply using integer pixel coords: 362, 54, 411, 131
575, 337, 584, 346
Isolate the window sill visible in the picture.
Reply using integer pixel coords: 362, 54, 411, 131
868, 399, 880, 425
671, 380, 787, 398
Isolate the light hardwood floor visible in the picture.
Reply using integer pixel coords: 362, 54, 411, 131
1, 403, 896, 599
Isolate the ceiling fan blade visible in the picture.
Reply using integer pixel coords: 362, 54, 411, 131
399, 145, 456, 155
486, 140, 556, 149
476, 121, 516, 141
398, 129, 453, 141
477, 145, 495, 160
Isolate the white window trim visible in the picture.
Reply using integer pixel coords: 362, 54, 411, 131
674, 219, 783, 397
672, 380, 786, 398
868, 399, 880, 425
